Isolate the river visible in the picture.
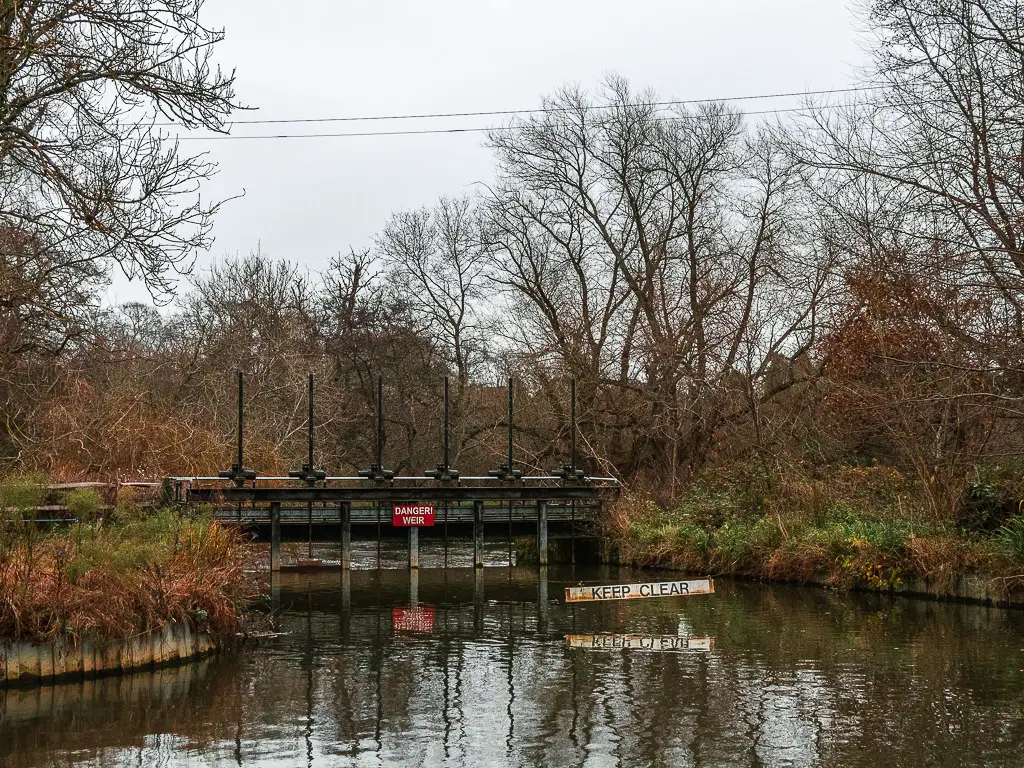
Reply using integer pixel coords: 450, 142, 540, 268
2, 539, 1022, 766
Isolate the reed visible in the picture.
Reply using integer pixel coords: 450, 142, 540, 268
0, 507, 256, 644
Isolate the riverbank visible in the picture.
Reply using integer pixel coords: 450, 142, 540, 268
0, 486, 256, 686
2, 624, 217, 686
609, 467, 1024, 608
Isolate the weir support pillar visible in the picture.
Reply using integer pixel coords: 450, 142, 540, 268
270, 502, 281, 572
340, 501, 352, 570
409, 526, 419, 569
473, 500, 485, 568
537, 500, 548, 567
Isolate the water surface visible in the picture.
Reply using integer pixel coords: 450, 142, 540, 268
2, 540, 1022, 767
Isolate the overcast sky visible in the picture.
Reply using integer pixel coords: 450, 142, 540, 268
106, 0, 867, 306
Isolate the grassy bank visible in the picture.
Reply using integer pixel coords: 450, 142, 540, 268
0, 480, 256, 644
611, 464, 1024, 600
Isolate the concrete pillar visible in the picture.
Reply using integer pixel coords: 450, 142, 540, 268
538, 565, 549, 632
270, 502, 281, 572
473, 567, 484, 632
341, 569, 351, 615
410, 568, 419, 605
340, 501, 352, 570
271, 572, 281, 627
537, 500, 548, 567
409, 526, 419, 569
473, 500, 485, 568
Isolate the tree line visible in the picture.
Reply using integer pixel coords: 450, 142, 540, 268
1, 0, 1023, 520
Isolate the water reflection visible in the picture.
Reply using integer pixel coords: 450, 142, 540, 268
2, 550, 1023, 767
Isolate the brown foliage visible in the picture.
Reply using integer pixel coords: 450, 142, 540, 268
0, 518, 255, 643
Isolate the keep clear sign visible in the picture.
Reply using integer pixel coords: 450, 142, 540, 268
564, 578, 714, 603
566, 634, 714, 651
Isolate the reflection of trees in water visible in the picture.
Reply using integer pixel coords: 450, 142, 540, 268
3, 577, 1022, 767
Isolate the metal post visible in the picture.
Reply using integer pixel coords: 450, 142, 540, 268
443, 377, 450, 567
307, 374, 314, 558
569, 379, 576, 564
270, 501, 281, 573
307, 373, 314, 469
508, 378, 514, 567
340, 501, 351, 570
409, 526, 419, 569
376, 375, 384, 470
473, 499, 484, 569
237, 371, 244, 473
537, 500, 548, 567
570, 377, 576, 473
443, 376, 449, 470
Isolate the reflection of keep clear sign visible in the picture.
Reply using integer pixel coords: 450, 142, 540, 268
564, 578, 714, 603
566, 634, 714, 651
393, 505, 435, 527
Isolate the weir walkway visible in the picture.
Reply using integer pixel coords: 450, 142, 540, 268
174, 373, 620, 571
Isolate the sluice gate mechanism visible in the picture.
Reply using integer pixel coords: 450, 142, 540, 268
171, 373, 619, 571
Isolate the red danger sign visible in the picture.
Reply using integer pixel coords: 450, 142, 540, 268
393, 505, 435, 527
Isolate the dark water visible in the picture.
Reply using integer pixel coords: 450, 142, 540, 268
2, 540, 1023, 767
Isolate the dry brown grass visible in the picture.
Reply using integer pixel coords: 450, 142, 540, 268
0, 511, 257, 644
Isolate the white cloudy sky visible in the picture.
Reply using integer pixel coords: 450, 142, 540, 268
106, 0, 867, 305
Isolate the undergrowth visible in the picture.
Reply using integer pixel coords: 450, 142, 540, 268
0, 501, 256, 644
612, 462, 1022, 591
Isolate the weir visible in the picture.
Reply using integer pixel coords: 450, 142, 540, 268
174, 374, 618, 571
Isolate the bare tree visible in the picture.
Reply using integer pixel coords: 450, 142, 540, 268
0, 0, 239, 298
376, 197, 488, 389
484, 76, 829, 484
801, 0, 1024, 311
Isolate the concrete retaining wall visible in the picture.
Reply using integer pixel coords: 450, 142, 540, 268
0, 624, 216, 688
894, 574, 1022, 608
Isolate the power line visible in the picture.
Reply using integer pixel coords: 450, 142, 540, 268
165, 85, 875, 129
173, 103, 857, 142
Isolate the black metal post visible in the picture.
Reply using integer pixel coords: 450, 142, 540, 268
377, 376, 383, 567
508, 378, 514, 568
443, 376, 449, 471
237, 371, 244, 473
444, 377, 449, 564
307, 373, 314, 468
570, 377, 577, 563
377, 375, 383, 470
570, 376, 576, 473
307, 373, 314, 558
237, 372, 244, 522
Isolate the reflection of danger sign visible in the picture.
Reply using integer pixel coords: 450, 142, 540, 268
392, 606, 435, 632
566, 634, 714, 651
393, 505, 435, 527
564, 579, 714, 603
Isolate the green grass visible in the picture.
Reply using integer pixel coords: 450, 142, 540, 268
0, 505, 254, 643
995, 515, 1024, 563
611, 463, 1021, 591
